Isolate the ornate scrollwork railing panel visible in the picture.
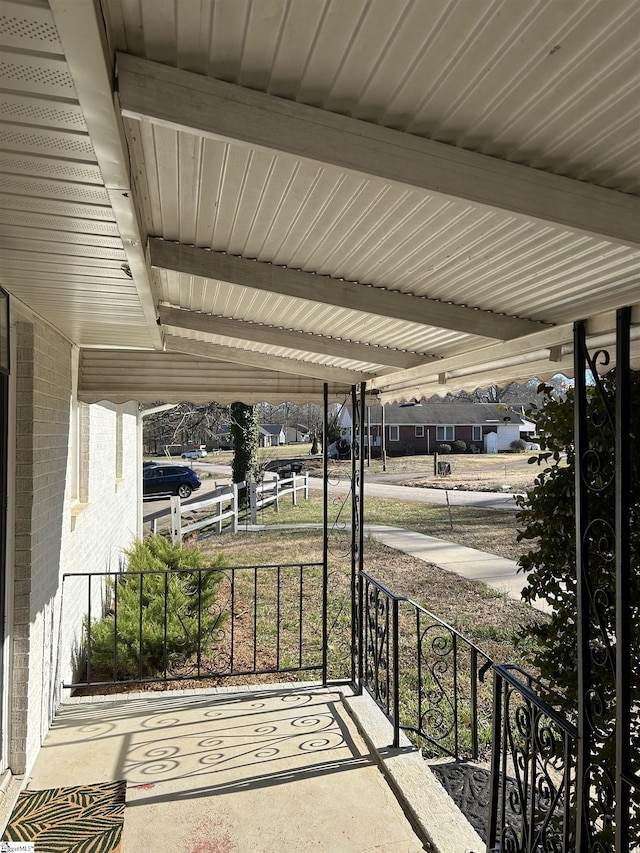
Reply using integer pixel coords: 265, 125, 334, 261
573, 317, 637, 851
359, 571, 492, 758
399, 601, 493, 760
361, 573, 395, 722
488, 665, 577, 853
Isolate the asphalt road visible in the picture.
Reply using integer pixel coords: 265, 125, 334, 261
143, 460, 519, 528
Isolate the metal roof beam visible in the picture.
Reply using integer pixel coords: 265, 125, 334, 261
158, 305, 430, 370
163, 334, 370, 384
149, 239, 542, 341
117, 53, 640, 250
370, 303, 640, 395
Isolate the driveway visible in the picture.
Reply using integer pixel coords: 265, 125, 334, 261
306, 475, 520, 511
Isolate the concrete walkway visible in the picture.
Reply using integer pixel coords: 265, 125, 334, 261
22, 684, 483, 853
363, 525, 546, 612
246, 523, 549, 615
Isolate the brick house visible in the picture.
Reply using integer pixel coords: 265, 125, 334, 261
356, 403, 535, 455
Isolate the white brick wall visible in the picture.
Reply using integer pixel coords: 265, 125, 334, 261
11, 319, 139, 774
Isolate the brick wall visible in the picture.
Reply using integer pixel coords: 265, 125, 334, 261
11, 318, 139, 774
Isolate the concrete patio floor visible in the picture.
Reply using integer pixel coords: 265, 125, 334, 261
21, 683, 474, 853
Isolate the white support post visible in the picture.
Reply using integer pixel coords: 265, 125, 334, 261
249, 481, 258, 524
304, 472, 309, 500
292, 472, 298, 506
231, 482, 238, 534
170, 495, 182, 546
274, 477, 279, 512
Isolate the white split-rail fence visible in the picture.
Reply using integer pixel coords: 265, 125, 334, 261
169, 472, 310, 545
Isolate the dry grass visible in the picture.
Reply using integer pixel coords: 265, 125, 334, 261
250, 494, 530, 561
200, 528, 543, 669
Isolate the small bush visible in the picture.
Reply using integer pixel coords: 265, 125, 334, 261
452, 439, 467, 453
437, 443, 451, 454
510, 438, 527, 452
88, 535, 227, 679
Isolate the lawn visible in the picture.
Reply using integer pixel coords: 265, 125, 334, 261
248, 492, 529, 561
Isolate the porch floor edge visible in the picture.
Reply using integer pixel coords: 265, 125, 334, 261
343, 690, 484, 853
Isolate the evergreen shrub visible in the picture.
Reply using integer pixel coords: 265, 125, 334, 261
516, 371, 640, 844
88, 535, 227, 679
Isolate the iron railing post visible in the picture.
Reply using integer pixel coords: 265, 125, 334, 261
351, 384, 358, 688
487, 667, 503, 852
573, 319, 590, 852
470, 646, 478, 760
392, 596, 400, 748
615, 306, 631, 850
322, 382, 329, 686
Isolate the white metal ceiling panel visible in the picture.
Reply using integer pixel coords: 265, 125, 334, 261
155, 270, 478, 358
136, 120, 638, 338
106, 0, 640, 191
1, 0, 638, 403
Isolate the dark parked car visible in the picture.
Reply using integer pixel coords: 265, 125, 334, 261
261, 458, 304, 477
143, 464, 201, 499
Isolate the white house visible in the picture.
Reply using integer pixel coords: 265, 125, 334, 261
261, 424, 287, 446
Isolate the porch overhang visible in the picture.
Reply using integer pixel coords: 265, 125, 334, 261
1, 0, 639, 405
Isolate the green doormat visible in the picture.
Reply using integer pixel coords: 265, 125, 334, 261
2, 780, 126, 853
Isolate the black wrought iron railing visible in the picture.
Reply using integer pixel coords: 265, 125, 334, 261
487, 664, 578, 853
360, 570, 493, 758
62, 562, 326, 689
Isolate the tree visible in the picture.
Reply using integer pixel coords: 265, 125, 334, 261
229, 402, 260, 484
142, 401, 229, 453
516, 371, 640, 845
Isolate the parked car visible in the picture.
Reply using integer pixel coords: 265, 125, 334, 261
181, 448, 207, 459
261, 458, 304, 477
143, 464, 201, 499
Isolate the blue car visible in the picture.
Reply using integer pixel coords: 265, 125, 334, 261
143, 464, 201, 499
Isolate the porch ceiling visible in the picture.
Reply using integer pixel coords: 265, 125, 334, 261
1, 1, 639, 404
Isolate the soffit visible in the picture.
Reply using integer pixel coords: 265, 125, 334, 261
0, 0, 160, 349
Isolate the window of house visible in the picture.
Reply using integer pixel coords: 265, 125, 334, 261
436, 426, 454, 442
115, 404, 123, 480
415, 426, 424, 437
70, 348, 89, 511
389, 425, 399, 441
472, 425, 482, 442
71, 401, 90, 505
